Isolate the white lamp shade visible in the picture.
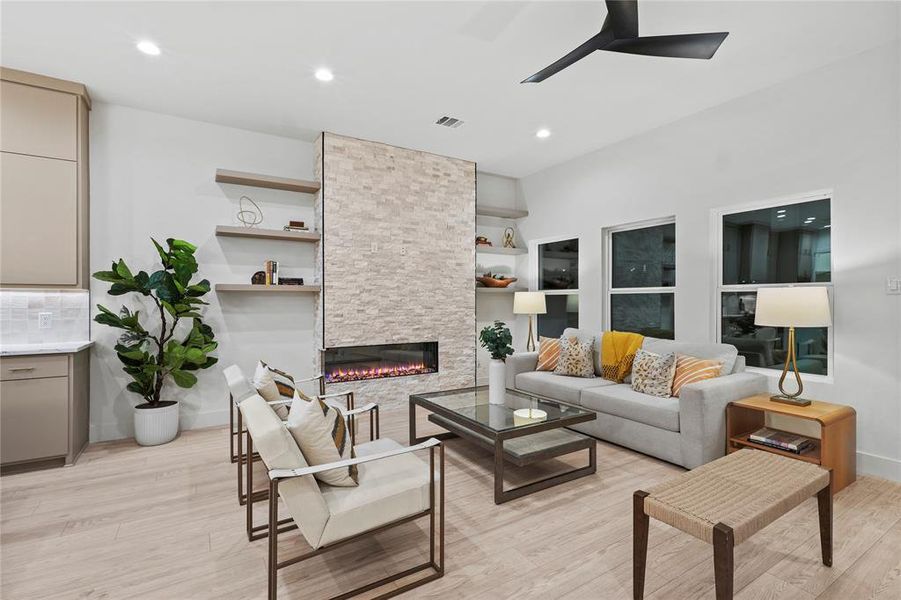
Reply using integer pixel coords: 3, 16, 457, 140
513, 291, 547, 315
754, 287, 831, 328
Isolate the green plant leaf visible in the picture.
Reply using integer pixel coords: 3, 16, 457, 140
152, 238, 171, 268
171, 370, 197, 388
115, 259, 133, 280
92, 270, 121, 282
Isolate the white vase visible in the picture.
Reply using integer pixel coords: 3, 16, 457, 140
134, 401, 180, 446
488, 359, 506, 405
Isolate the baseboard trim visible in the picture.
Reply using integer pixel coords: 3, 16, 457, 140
90, 407, 231, 443
857, 450, 901, 482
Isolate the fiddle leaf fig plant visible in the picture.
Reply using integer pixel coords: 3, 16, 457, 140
93, 238, 217, 407
479, 320, 515, 361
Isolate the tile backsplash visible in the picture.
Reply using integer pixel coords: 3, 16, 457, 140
0, 290, 90, 345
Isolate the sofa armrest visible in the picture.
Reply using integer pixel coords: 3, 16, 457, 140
678, 371, 768, 468
505, 352, 538, 390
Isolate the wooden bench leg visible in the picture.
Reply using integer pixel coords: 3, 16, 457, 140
633, 491, 650, 600
817, 483, 833, 567
713, 523, 734, 600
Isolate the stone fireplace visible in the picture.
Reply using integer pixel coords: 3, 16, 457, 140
315, 133, 476, 406
323, 342, 439, 383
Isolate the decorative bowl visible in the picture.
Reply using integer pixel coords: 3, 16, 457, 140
476, 276, 518, 288
513, 408, 548, 426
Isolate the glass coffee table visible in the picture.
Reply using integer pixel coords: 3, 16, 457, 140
409, 386, 597, 504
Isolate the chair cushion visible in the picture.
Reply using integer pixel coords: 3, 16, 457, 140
238, 395, 330, 548
223, 364, 255, 403
642, 338, 739, 375
515, 370, 614, 406
580, 384, 680, 432
318, 438, 431, 547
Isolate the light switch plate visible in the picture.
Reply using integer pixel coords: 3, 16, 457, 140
887, 277, 901, 295
38, 312, 52, 329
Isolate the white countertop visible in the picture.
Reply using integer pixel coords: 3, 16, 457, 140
0, 341, 94, 356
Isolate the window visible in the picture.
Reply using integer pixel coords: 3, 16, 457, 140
536, 238, 578, 338
605, 220, 675, 339
718, 195, 831, 376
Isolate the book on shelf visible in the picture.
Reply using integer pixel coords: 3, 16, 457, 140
748, 427, 815, 454
283, 225, 309, 232
264, 260, 279, 285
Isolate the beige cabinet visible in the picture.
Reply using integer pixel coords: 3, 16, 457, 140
0, 80, 77, 160
0, 67, 90, 289
0, 350, 90, 469
0, 153, 78, 285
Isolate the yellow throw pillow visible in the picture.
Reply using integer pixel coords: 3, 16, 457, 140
671, 354, 724, 397
536, 337, 562, 371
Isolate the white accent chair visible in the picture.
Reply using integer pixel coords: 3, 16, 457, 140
238, 394, 445, 600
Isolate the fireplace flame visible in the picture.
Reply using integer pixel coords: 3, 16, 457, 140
325, 362, 437, 383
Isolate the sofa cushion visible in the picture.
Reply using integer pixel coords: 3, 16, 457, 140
318, 438, 430, 547
642, 338, 739, 375
554, 335, 596, 378
580, 384, 680, 432
515, 370, 614, 406
562, 328, 603, 376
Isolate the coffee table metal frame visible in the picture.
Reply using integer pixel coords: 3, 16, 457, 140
409, 386, 597, 504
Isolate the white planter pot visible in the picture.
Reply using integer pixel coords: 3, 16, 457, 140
134, 401, 180, 446
488, 359, 506, 405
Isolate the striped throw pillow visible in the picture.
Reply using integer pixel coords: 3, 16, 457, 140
536, 337, 562, 371
286, 392, 358, 487
671, 354, 724, 397
253, 361, 316, 418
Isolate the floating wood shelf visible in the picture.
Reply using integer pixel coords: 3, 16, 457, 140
476, 286, 526, 294
215, 169, 320, 194
215, 225, 320, 242
215, 284, 321, 294
476, 246, 527, 256
476, 205, 529, 219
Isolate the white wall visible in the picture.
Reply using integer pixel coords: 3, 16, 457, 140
90, 104, 316, 441
517, 42, 901, 480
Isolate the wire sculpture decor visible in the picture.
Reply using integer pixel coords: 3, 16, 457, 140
237, 195, 263, 228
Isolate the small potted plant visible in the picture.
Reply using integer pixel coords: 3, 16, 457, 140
93, 238, 217, 446
479, 320, 514, 405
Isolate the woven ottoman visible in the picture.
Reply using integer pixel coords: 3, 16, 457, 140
633, 449, 832, 600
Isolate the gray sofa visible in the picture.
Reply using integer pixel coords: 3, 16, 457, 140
505, 329, 768, 469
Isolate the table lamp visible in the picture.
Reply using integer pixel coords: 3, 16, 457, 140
754, 287, 831, 406
513, 291, 546, 352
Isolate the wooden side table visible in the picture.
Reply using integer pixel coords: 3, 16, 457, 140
726, 394, 856, 494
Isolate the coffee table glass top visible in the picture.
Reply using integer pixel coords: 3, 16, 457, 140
410, 386, 592, 433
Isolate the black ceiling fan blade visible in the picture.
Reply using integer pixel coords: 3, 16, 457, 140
605, 0, 639, 38
521, 33, 606, 83
603, 32, 729, 60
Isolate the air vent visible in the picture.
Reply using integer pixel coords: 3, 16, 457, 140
435, 116, 464, 129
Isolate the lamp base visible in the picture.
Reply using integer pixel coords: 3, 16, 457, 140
770, 395, 811, 407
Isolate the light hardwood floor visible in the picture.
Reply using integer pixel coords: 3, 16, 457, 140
1, 407, 899, 600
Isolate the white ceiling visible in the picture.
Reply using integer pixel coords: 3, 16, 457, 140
1, 1, 897, 177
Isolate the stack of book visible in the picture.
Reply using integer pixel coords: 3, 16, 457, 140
749, 427, 815, 454
264, 260, 279, 285
283, 220, 309, 232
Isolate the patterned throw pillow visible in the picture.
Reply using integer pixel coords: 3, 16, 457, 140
253, 361, 317, 418
286, 392, 358, 487
631, 349, 677, 398
553, 336, 596, 378
672, 354, 724, 397
536, 337, 562, 371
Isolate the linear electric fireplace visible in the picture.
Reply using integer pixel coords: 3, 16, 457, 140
323, 342, 439, 383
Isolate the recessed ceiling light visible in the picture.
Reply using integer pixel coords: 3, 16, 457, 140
315, 68, 334, 82
823, 225, 831, 229
776, 209, 786, 214
776, 214, 786, 219
806, 217, 816, 221
136, 40, 161, 56
535, 128, 551, 139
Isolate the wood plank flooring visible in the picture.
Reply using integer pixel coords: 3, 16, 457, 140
1, 407, 899, 600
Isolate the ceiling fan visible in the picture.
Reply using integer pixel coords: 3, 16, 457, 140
522, 0, 729, 83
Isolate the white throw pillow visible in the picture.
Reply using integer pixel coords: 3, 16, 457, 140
286, 393, 358, 487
